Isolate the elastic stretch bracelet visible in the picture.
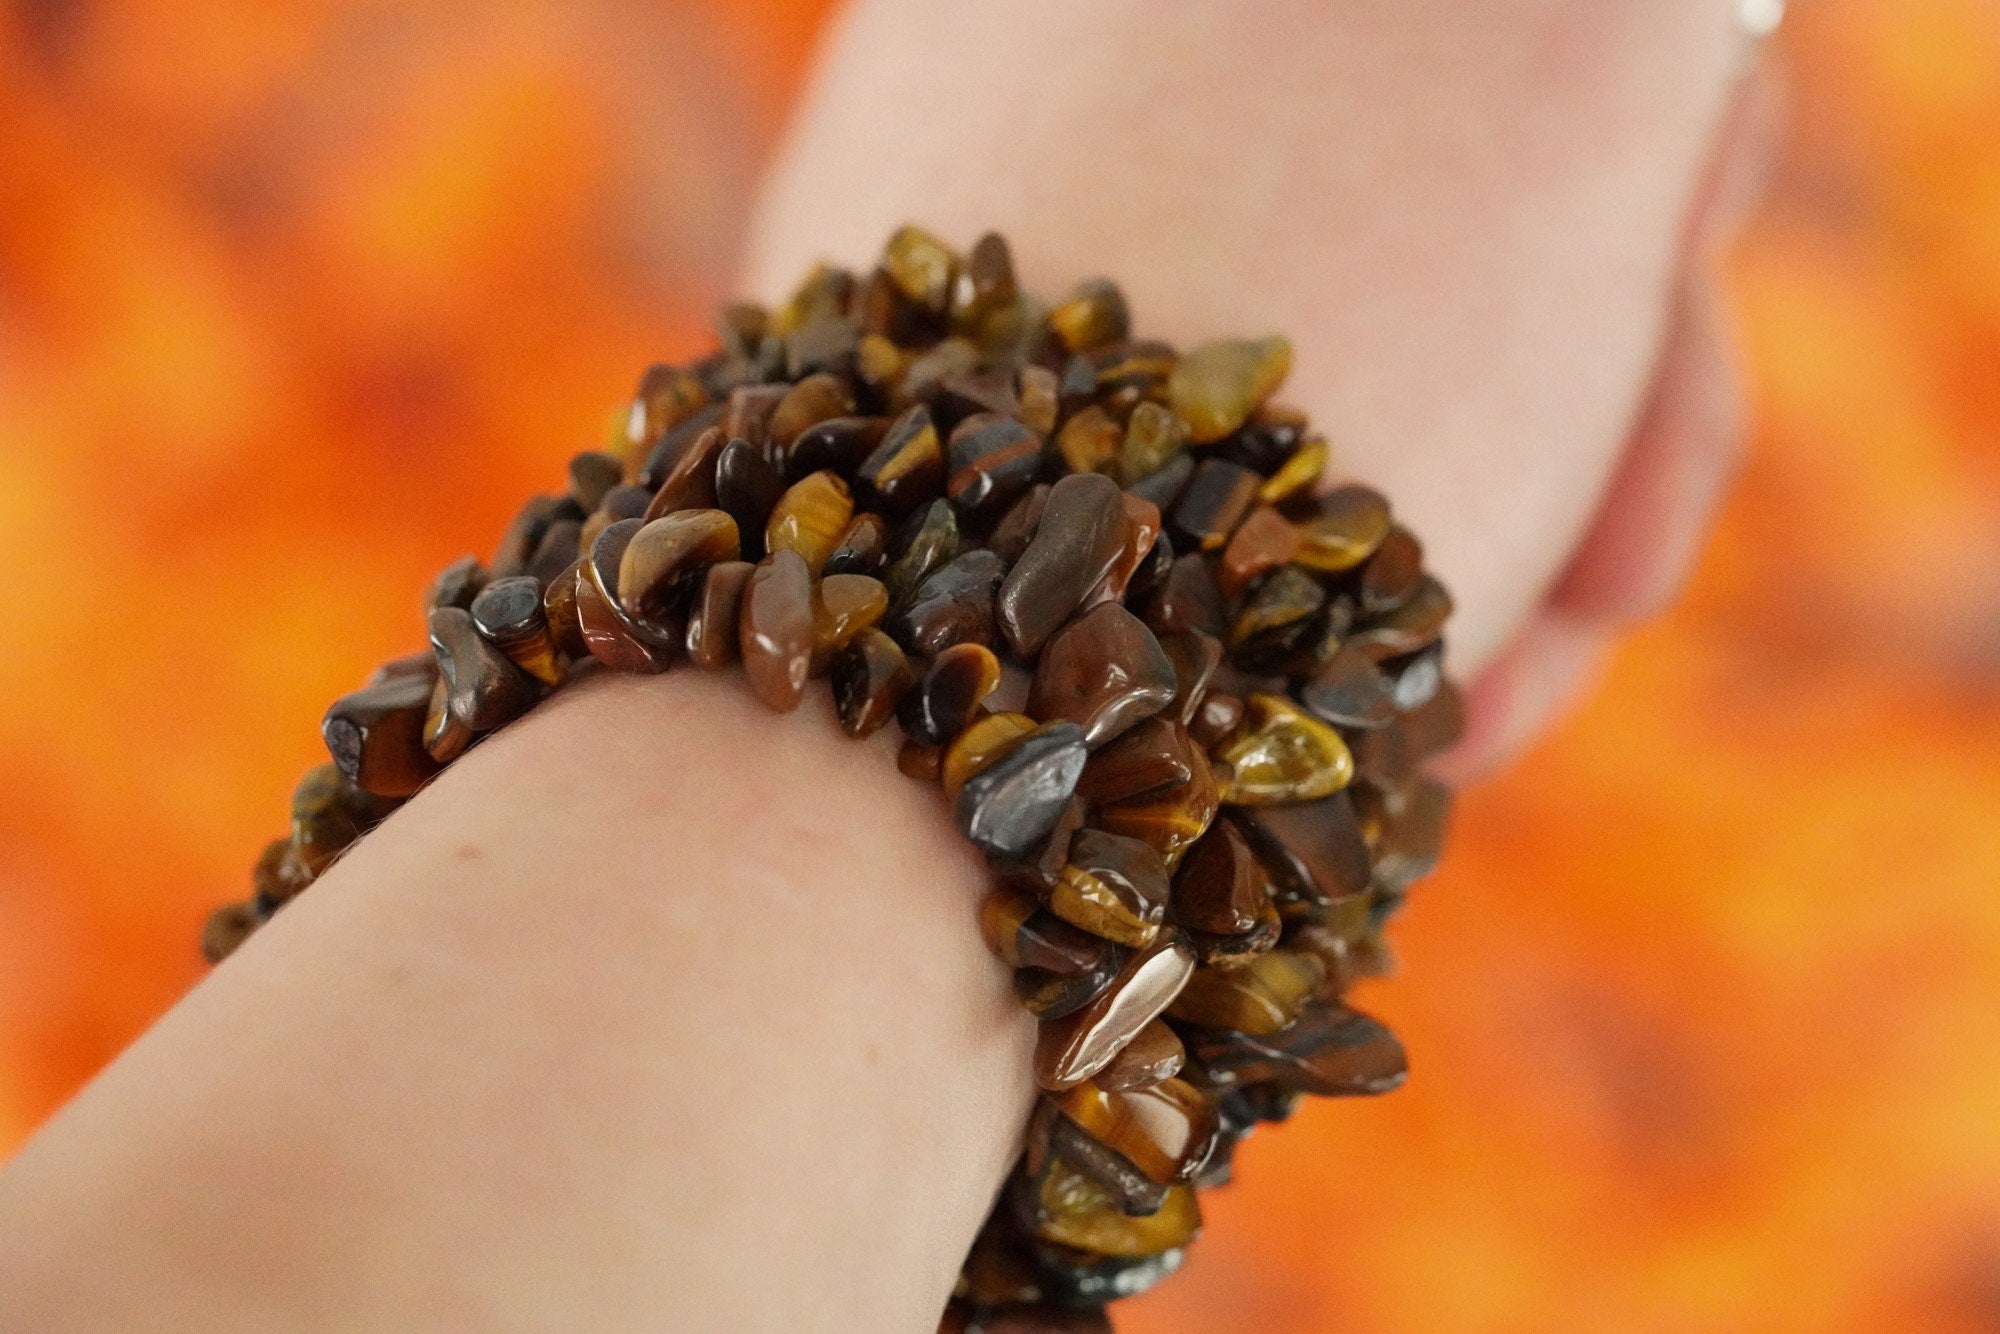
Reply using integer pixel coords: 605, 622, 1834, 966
204, 226, 1461, 1333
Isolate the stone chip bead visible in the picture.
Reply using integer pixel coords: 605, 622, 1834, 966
885, 499, 961, 610
289, 762, 386, 876
1052, 1076, 1218, 1186
1165, 336, 1293, 444
686, 559, 755, 669
946, 413, 1044, 522
470, 575, 566, 686
1183, 1003, 1408, 1097
1091, 1019, 1186, 1092
901, 642, 1003, 746
1046, 279, 1130, 354
1299, 643, 1398, 728
1094, 744, 1222, 868
1166, 947, 1325, 1035
1219, 693, 1356, 805
768, 371, 856, 452
1169, 459, 1261, 553
1031, 1162, 1201, 1258
1076, 717, 1201, 808
428, 605, 540, 732
713, 437, 784, 558
980, 884, 1114, 976
996, 472, 1128, 656
1228, 791, 1374, 914
202, 901, 260, 963
1257, 436, 1327, 505
957, 720, 1089, 863
854, 407, 945, 518
575, 519, 676, 674
893, 548, 1005, 655
1171, 819, 1278, 939
829, 628, 914, 738
944, 711, 1038, 800
811, 573, 889, 670
1295, 484, 1393, 572
1118, 402, 1189, 487
1035, 931, 1196, 1090
883, 223, 959, 314
739, 549, 816, 711
321, 669, 439, 799
765, 470, 854, 575
1028, 603, 1178, 749
1049, 829, 1172, 949
823, 511, 890, 577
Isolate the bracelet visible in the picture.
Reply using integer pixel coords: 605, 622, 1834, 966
203, 226, 1460, 1333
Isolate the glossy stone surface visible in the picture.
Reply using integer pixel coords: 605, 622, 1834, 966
1084, 493, 1163, 613
427, 554, 486, 614
1166, 948, 1325, 1035
422, 674, 473, 763
541, 559, 587, 661
784, 415, 887, 483
617, 508, 741, 631
823, 511, 890, 577
1227, 791, 1374, 913
996, 473, 1128, 656
951, 231, 1019, 335
829, 628, 914, 738
1017, 364, 1060, 434
685, 559, 754, 669
321, 671, 438, 799
1046, 279, 1129, 353
1053, 1076, 1218, 1185
1183, 1003, 1408, 1097
1126, 452, 1194, 512
490, 494, 558, 579
739, 549, 815, 711
575, 520, 676, 673
979, 884, 1113, 975
1051, 829, 1171, 948
1091, 1019, 1185, 1092
1295, 484, 1392, 572
1188, 690, 1244, 751
768, 371, 856, 452
644, 423, 727, 520
1033, 1162, 1200, 1257
428, 605, 539, 731
1227, 565, 1325, 652
1142, 553, 1225, 639
290, 762, 386, 876
811, 573, 889, 669
944, 711, 1038, 800
1358, 524, 1424, 613
892, 548, 1005, 655
1094, 745, 1222, 867
1257, 436, 1327, 504
1028, 604, 1178, 749
1171, 820, 1276, 938
719, 383, 788, 454
1169, 459, 1260, 553
525, 519, 583, 587
946, 413, 1044, 522
625, 361, 709, 460
1118, 402, 1189, 487
885, 500, 961, 610
1055, 404, 1121, 476
636, 399, 724, 492
1166, 336, 1292, 443
1299, 643, 1397, 728
713, 437, 784, 558
1216, 504, 1299, 598
957, 721, 1089, 861
1349, 572, 1453, 659
883, 223, 958, 313
764, 470, 853, 575
1045, 1107, 1172, 1217
1076, 716, 1202, 810
252, 836, 313, 911
987, 483, 1051, 565
1157, 632, 1221, 728
1035, 931, 1196, 1089
1016, 945, 1125, 1020
567, 450, 623, 513
900, 642, 1003, 745
1219, 693, 1355, 804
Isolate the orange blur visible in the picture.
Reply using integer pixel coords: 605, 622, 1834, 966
1, 3, 1996, 1331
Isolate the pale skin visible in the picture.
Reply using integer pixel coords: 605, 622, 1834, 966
0, 3, 1771, 1329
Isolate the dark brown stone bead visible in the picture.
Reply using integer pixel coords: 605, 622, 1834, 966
1359, 523, 1425, 613
1228, 564, 1326, 653
1050, 829, 1171, 948
1028, 1242, 1185, 1307
469, 575, 564, 687
1187, 902, 1282, 970
782, 415, 887, 482
1295, 483, 1393, 572
636, 399, 724, 493
525, 519, 583, 587
823, 511, 889, 577
322, 670, 439, 799
811, 573, 889, 674
1054, 403, 1122, 476
1364, 775, 1452, 888
368, 651, 440, 687
1076, 718, 1200, 808
1169, 458, 1261, 554
252, 836, 313, 911
685, 559, 755, 669
856, 404, 945, 517
829, 628, 914, 738
1027, 604, 1177, 749
490, 494, 559, 580
892, 549, 1005, 655
1256, 433, 1327, 504
902, 642, 1004, 745
951, 231, 1019, 331
1125, 451, 1194, 512
1082, 493, 1162, 612
1091, 1019, 1185, 1092
1346, 715, 1419, 788
1171, 820, 1276, 938
1404, 677, 1466, 758
885, 499, 961, 610
1046, 279, 1129, 353
1300, 642, 1397, 728
1227, 791, 1374, 914
1035, 931, 1196, 1090
1016, 946, 1125, 1021
898, 737, 944, 782
739, 549, 815, 712
616, 508, 741, 636
1216, 504, 1299, 599
1055, 1075, 1217, 1187
625, 361, 710, 458
772, 261, 854, 334
768, 371, 857, 453
644, 423, 727, 521
1286, 912, 1375, 996
541, 560, 587, 662
1183, 1003, 1408, 1097
428, 605, 539, 731
987, 483, 1051, 565
1166, 947, 1325, 1034
1157, 631, 1221, 728
427, 555, 487, 614
1007, 794, 1087, 896
936, 367, 1022, 425
980, 884, 1114, 975
944, 712, 1038, 801
1350, 572, 1453, 660
290, 762, 388, 876
423, 675, 474, 763
947, 413, 1044, 523
784, 312, 859, 380
1188, 689, 1244, 751
1166, 336, 1292, 444
1093, 745, 1222, 868
713, 437, 784, 559
1017, 364, 1060, 435
900, 336, 981, 407
567, 450, 623, 513
1214, 402, 1307, 475
202, 901, 260, 963
1141, 553, 1225, 638
995, 473, 1127, 656
764, 470, 854, 576
957, 721, 1089, 862
1043, 1109, 1170, 1218
718, 383, 788, 456
854, 265, 934, 343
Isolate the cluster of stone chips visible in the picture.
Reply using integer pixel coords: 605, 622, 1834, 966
204, 226, 1461, 1334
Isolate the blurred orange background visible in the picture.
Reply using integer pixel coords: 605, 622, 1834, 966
3, 2, 1998, 1331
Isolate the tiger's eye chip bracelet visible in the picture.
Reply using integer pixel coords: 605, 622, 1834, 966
206, 226, 1461, 1334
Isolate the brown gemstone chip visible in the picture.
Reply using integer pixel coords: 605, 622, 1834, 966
996, 473, 1128, 656
829, 628, 915, 738
1142, 553, 1226, 639
1094, 744, 1222, 868
1358, 524, 1425, 613
290, 762, 387, 876
1054, 1076, 1218, 1186
987, 483, 1051, 565
1296, 484, 1393, 572
885, 500, 961, 610
1017, 364, 1060, 434
1084, 493, 1164, 611
767, 371, 856, 452
1035, 931, 1196, 1090
892, 548, 1005, 655
719, 383, 787, 455
811, 573, 889, 669
567, 450, 623, 513
1044, 1109, 1171, 1218
883, 223, 959, 314
764, 470, 853, 575
1046, 279, 1130, 354
823, 511, 890, 577
901, 642, 1003, 745
577, 526, 676, 672
1028, 603, 1178, 749
1227, 791, 1374, 914
946, 413, 1044, 522
956, 720, 1089, 862
1300, 643, 1398, 728
625, 361, 708, 459
1119, 402, 1189, 487
423, 675, 473, 763
979, 884, 1113, 976
1219, 693, 1355, 805
1171, 820, 1277, 938
202, 901, 259, 964
490, 495, 558, 580
1055, 403, 1122, 476
1368, 775, 1453, 888
1170, 459, 1261, 554
1091, 1019, 1186, 1092
783, 415, 888, 482
616, 508, 741, 633
784, 312, 859, 380
1183, 1003, 1408, 1097
644, 423, 728, 520
1157, 632, 1222, 727
252, 836, 312, 911
951, 231, 1019, 333
1188, 689, 1244, 751
1076, 718, 1201, 808
1166, 947, 1325, 1035
636, 398, 723, 492
1031, 1160, 1201, 1258
593, 483, 652, 531
1217, 504, 1299, 598
1016, 946, 1125, 1021
1050, 829, 1171, 949
427, 555, 486, 615
1349, 572, 1453, 660
1166, 336, 1293, 444
1257, 436, 1327, 505
944, 711, 1038, 800
712, 438, 784, 558
542, 559, 587, 661
321, 670, 439, 799
428, 605, 539, 732
685, 559, 754, 669
1228, 565, 1326, 651
739, 549, 815, 712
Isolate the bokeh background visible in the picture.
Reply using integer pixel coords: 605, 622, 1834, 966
3, 2, 1997, 1330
